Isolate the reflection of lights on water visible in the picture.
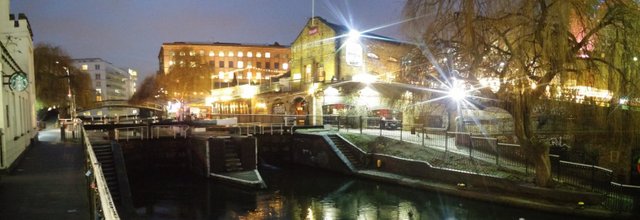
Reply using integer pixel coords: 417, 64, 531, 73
306, 207, 314, 220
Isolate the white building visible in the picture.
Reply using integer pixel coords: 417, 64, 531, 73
71, 58, 134, 101
126, 68, 137, 97
0, 0, 37, 172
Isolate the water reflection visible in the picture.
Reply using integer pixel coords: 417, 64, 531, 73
130, 167, 574, 220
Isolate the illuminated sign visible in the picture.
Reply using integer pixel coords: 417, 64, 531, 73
345, 41, 363, 66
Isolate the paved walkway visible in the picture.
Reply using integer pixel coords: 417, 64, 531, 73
0, 129, 89, 220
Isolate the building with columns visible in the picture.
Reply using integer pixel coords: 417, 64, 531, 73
0, 0, 37, 172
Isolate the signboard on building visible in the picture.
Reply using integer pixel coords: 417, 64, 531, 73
345, 41, 363, 66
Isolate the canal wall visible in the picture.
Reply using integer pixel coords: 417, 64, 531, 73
366, 153, 605, 204
119, 139, 207, 177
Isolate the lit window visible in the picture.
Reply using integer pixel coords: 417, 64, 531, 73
218, 51, 225, 57
190, 61, 196, 67
179, 61, 185, 67
218, 71, 225, 79
170, 51, 176, 56
115, 89, 120, 93
209, 51, 215, 57
228, 51, 234, 57
179, 51, 185, 56
199, 50, 205, 56
257, 52, 262, 58
189, 51, 196, 56
247, 72, 252, 79
96, 96, 102, 102
305, 65, 311, 74
265, 52, 271, 58
256, 72, 262, 79
247, 52, 253, 57
81, 64, 88, 70
237, 75, 243, 79
237, 51, 243, 57
96, 89, 102, 93
247, 62, 252, 68
282, 63, 289, 70
168, 60, 175, 66
367, 53, 379, 59
237, 61, 244, 68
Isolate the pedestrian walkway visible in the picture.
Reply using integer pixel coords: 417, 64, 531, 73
0, 129, 89, 220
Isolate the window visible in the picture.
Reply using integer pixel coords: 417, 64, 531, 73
199, 50, 205, 56
95, 64, 101, 70
367, 52, 379, 59
247, 52, 253, 57
179, 51, 185, 56
96, 96, 102, 102
256, 62, 262, 68
168, 60, 175, 66
247, 72, 252, 79
274, 62, 279, 69
190, 61, 197, 67
237, 51, 243, 57
265, 52, 271, 58
247, 62, 252, 68
237, 61, 244, 68
170, 51, 176, 56
218, 51, 225, 57
228, 61, 234, 68
96, 81, 101, 87
256, 72, 262, 79
282, 63, 289, 70
228, 51, 234, 57
256, 52, 262, 58
179, 60, 185, 67
209, 51, 215, 57
265, 62, 271, 69
81, 64, 88, 70
96, 88, 102, 93
95, 74, 101, 80
189, 51, 196, 56
219, 61, 225, 68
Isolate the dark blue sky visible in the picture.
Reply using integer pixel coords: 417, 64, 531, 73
12, 0, 408, 82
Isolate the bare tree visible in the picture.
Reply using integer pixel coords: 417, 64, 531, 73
404, 0, 640, 186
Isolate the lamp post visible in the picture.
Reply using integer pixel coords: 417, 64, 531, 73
60, 65, 76, 119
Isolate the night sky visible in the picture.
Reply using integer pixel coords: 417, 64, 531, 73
11, 0, 408, 84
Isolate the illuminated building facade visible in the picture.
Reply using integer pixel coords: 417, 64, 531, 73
72, 58, 134, 102
158, 42, 290, 88
0, 0, 38, 171
290, 17, 412, 88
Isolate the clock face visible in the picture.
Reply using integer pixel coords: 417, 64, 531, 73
9, 72, 28, 92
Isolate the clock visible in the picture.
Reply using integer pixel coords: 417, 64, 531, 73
9, 72, 28, 92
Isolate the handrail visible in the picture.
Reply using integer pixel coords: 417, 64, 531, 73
82, 126, 120, 219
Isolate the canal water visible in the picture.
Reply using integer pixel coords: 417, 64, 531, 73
129, 166, 574, 220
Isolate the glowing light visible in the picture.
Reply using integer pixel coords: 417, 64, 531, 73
308, 83, 319, 95
282, 63, 289, 70
348, 29, 361, 42
531, 82, 537, 89
256, 102, 267, 109
358, 86, 380, 107
448, 79, 467, 101
293, 73, 302, 80
240, 85, 257, 99
167, 101, 182, 113
352, 73, 377, 84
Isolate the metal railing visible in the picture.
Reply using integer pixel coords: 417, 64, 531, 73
81, 126, 120, 220
114, 126, 149, 141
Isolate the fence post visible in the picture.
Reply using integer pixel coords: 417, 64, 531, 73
469, 134, 473, 160
445, 131, 448, 153
496, 144, 500, 167
421, 127, 425, 147
337, 116, 340, 132
359, 116, 363, 134
379, 119, 382, 137
400, 125, 403, 141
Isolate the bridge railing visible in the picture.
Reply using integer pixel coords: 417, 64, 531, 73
81, 125, 120, 220
115, 126, 149, 141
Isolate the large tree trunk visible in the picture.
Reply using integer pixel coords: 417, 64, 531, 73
511, 92, 552, 187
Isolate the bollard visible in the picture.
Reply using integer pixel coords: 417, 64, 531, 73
60, 124, 66, 140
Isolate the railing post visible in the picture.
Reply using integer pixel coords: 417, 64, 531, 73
591, 164, 595, 191
337, 116, 340, 132
445, 131, 448, 153
379, 119, 382, 137
496, 145, 500, 167
359, 116, 363, 134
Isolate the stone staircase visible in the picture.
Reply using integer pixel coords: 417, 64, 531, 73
328, 134, 363, 169
92, 144, 121, 204
223, 143, 243, 172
